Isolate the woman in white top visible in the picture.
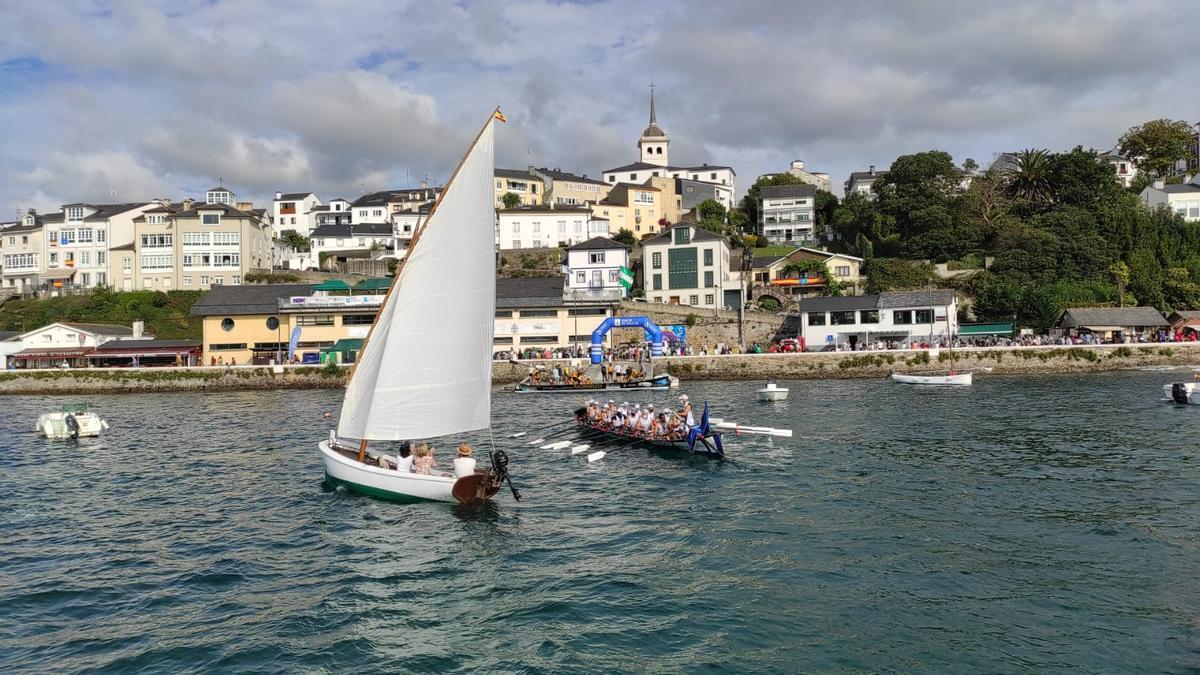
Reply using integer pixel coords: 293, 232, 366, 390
452, 443, 477, 478
395, 443, 414, 473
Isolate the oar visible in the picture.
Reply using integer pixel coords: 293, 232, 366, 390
510, 418, 577, 439
586, 437, 644, 463
540, 440, 573, 450
570, 444, 591, 455
711, 422, 793, 438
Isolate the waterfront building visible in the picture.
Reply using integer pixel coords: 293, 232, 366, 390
171, 201, 273, 290
590, 183, 664, 238
496, 204, 599, 250
532, 168, 612, 206
844, 166, 887, 199
600, 89, 737, 209
271, 191, 321, 237
495, 168, 546, 208
797, 290, 958, 351
758, 184, 817, 244
750, 247, 863, 301
191, 277, 618, 364
640, 222, 733, 310
6, 321, 139, 369
1, 212, 48, 291
1057, 307, 1169, 342
49, 202, 158, 289
1140, 178, 1200, 222
563, 237, 630, 303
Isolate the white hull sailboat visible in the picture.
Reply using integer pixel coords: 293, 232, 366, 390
891, 372, 973, 386
318, 109, 518, 505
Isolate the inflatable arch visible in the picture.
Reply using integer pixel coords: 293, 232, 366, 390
590, 316, 665, 364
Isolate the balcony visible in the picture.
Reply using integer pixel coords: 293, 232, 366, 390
563, 287, 624, 303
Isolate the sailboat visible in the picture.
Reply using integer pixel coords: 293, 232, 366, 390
891, 294, 973, 386
319, 109, 519, 504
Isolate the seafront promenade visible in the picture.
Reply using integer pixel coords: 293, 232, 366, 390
2, 341, 1198, 394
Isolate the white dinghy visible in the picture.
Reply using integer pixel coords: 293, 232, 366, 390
756, 382, 789, 401
37, 403, 109, 439
319, 109, 519, 505
891, 372, 973, 386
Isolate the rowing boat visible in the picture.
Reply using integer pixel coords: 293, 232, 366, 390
572, 407, 725, 459
514, 374, 672, 393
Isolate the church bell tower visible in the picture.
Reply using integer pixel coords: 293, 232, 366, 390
637, 85, 669, 167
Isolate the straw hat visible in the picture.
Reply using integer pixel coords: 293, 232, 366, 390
457, 443, 473, 457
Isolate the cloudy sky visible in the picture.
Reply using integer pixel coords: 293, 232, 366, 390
1, 0, 1197, 216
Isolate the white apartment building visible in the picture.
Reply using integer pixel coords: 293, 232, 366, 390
46, 202, 156, 289
310, 222, 395, 261
797, 290, 959, 351
844, 166, 887, 199
272, 191, 321, 237
1, 213, 47, 290
173, 201, 272, 290
1141, 179, 1200, 221
351, 188, 439, 226
563, 237, 629, 302
496, 205, 601, 250
759, 184, 817, 244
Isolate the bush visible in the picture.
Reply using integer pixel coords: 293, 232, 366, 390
244, 271, 301, 284
757, 297, 781, 311
684, 313, 698, 327
1110, 346, 1134, 359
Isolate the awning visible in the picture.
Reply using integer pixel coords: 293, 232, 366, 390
958, 322, 1014, 336
42, 267, 77, 280
323, 338, 364, 353
91, 346, 201, 357
12, 347, 94, 359
313, 280, 352, 292
354, 277, 393, 291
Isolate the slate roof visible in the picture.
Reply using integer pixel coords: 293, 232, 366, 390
0, 331, 20, 341
879, 289, 956, 308
798, 295, 880, 312
1160, 184, 1200, 194
310, 222, 393, 238
353, 188, 440, 207
495, 168, 540, 180
535, 168, 608, 185
172, 202, 263, 219
277, 192, 314, 200
95, 338, 201, 351
191, 284, 315, 316
496, 276, 569, 308
605, 161, 667, 173
80, 203, 152, 222
1058, 307, 1168, 328
846, 170, 887, 183
567, 236, 629, 251
640, 123, 667, 138
61, 322, 135, 336
760, 184, 817, 200
752, 255, 785, 268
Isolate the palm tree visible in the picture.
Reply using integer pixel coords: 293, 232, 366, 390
1006, 148, 1053, 205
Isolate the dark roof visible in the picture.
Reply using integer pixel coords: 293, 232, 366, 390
680, 164, 735, 173
310, 205, 331, 212
95, 338, 200, 352
0, 331, 20, 341
495, 168, 540, 181
277, 192, 314, 200
879, 289, 955, 308
567, 236, 629, 251
535, 168, 608, 186
760, 184, 817, 200
496, 276, 567, 308
640, 123, 667, 138
110, 243, 135, 251
1160, 184, 1200, 194
207, 186, 234, 194
79, 203, 152, 221
310, 222, 393, 238
496, 204, 591, 214
61, 322, 135, 336
1169, 310, 1200, 320
172, 202, 263, 219
604, 161, 667, 173
798, 296, 880, 312
642, 224, 727, 246
353, 188, 440, 207
752, 255, 785, 268
191, 283, 315, 316
4, 222, 42, 233
1059, 307, 1168, 328
847, 170, 887, 183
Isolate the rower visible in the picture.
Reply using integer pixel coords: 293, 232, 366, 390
678, 395, 694, 427
638, 404, 654, 433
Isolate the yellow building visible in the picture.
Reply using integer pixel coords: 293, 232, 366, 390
533, 168, 613, 206
495, 168, 546, 207
589, 183, 664, 238
191, 277, 617, 365
750, 246, 864, 299
644, 176, 685, 224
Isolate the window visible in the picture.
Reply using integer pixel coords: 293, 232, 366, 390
567, 307, 608, 317
589, 251, 605, 264
122, 256, 131, 271
162, 278, 171, 288
232, 276, 241, 285
97, 229, 105, 243
651, 252, 662, 269
141, 233, 173, 247
183, 276, 192, 286
202, 213, 220, 225
140, 254, 173, 271
80, 251, 90, 265
835, 265, 850, 277
221, 318, 235, 331
668, 247, 698, 289
689, 295, 699, 305
532, 222, 540, 234
558, 220, 566, 233
81, 272, 91, 285
915, 309, 934, 324
97, 251, 106, 265
893, 310, 913, 325
673, 228, 690, 245
61, 229, 75, 243
608, 269, 619, 283
296, 314, 335, 326
705, 294, 714, 305
49, 252, 58, 264
860, 310, 879, 324
209, 343, 247, 351
495, 310, 513, 318
652, 273, 662, 290
148, 215, 166, 225
143, 278, 153, 288
98, 273, 107, 286
200, 276, 210, 285
576, 272, 586, 283
493, 336, 513, 345
519, 309, 557, 318
341, 313, 377, 326
373, 209, 383, 217
831, 311, 856, 325
808, 312, 827, 326
213, 277, 224, 286
66, 206, 84, 220
704, 249, 713, 266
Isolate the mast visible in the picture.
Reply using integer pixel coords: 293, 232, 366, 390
345, 107, 502, 461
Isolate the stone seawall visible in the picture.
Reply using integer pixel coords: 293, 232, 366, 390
2, 343, 1198, 394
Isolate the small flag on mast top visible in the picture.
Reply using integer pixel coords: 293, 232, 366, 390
493, 110, 507, 123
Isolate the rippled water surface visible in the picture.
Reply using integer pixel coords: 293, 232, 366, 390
2, 371, 1199, 672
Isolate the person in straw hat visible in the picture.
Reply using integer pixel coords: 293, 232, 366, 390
452, 443, 477, 478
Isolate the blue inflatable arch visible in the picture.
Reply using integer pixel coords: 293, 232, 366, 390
590, 316, 665, 364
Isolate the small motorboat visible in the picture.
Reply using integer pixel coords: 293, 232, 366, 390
891, 371, 973, 386
37, 403, 109, 439
756, 382, 789, 401
1163, 381, 1200, 404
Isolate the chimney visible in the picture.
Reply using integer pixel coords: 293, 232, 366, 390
1154, 179, 1165, 189
869, 165, 876, 175
132, 320, 144, 339
274, 191, 282, 200
182, 198, 195, 210
237, 201, 254, 211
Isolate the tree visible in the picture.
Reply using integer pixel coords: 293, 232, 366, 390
874, 151, 962, 254
1045, 147, 1128, 211
813, 189, 839, 238
971, 273, 1022, 322
280, 229, 309, 252
1006, 148, 1053, 206
780, 259, 845, 296
613, 228, 636, 246
502, 192, 521, 209
695, 198, 728, 235
862, 258, 937, 294
727, 209, 748, 233
1119, 118, 1198, 179
1108, 261, 1130, 307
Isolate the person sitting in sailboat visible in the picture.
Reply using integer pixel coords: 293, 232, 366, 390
394, 442, 414, 473
412, 443, 436, 475
453, 444, 476, 478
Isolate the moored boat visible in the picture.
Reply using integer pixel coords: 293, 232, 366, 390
36, 403, 109, 439
756, 382, 789, 401
891, 372, 973, 386
317, 109, 518, 505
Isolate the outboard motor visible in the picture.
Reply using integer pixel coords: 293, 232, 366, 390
1171, 383, 1190, 405
64, 413, 80, 439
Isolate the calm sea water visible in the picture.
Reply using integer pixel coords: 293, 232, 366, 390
1, 371, 1198, 673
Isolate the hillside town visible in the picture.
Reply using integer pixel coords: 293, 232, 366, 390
2, 96, 1199, 369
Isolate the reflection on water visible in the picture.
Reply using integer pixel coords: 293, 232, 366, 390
1, 371, 1198, 672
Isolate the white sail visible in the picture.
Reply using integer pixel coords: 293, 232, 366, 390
337, 118, 496, 441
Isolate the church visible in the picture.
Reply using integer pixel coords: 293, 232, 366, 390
601, 88, 737, 209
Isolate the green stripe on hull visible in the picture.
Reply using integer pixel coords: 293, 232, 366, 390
324, 473, 442, 504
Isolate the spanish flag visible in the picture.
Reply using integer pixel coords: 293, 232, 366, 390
493, 109, 507, 123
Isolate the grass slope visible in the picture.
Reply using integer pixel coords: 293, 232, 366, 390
0, 288, 204, 339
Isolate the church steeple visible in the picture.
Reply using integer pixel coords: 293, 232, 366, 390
638, 83, 669, 167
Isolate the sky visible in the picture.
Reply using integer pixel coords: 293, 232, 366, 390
1, 0, 1197, 216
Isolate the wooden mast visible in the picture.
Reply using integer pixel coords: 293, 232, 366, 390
348, 107, 502, 463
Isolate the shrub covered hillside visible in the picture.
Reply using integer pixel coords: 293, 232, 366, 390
0, 287, 204, 339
